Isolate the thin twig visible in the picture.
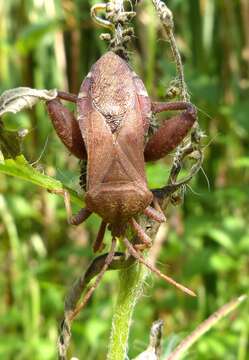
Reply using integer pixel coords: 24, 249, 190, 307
150, 0, 205, 210
150, 0, 189, 102
166, 295, 247, 360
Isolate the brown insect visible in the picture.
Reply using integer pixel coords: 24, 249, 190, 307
47, 51, 196, 298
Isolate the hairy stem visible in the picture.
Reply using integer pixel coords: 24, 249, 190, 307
150, 0, 190, 102
107, 262, 148, 360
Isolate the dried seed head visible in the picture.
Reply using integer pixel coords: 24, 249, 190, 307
153, 0, 174, 29
106, 2, 115, 13
100, 33, 112, 41
165, 85, 181, 99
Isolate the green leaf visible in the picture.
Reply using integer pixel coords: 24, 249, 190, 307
0, 154, 82, 207
207, 228, 234, 251
210, 253, 236, 272
16, 20, 60, 54
0, 126, 21, 159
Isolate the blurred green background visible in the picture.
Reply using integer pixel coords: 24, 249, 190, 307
0, 0, 249, 359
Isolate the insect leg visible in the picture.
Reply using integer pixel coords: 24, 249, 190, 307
123, 238, 196, 297
152, 101, 194, 113
129, 218, 152, 249
70, 207, 92, 225
143, 205, 166, 223
144, 102, 196, 162
93, 221, 107, 253
57, 91, 78, 103
49, 189, 92, 225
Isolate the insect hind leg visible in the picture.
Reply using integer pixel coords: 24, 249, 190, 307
123, 237, 196, 297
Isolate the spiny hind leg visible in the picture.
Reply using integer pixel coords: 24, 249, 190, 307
123, 237, 195, 296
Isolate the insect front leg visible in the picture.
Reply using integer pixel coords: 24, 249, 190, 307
57, 91, 78, 103
144, 102, 197, 162
50, 189, 92, 225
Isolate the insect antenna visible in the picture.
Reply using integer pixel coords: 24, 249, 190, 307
30, 135, 49, 166
69, 237, 117, 321
123, 237, 196, 297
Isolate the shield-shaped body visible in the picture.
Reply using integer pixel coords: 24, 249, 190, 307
77, 52, 153, 225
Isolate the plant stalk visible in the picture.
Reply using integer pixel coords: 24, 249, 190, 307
107, 262, 148, 360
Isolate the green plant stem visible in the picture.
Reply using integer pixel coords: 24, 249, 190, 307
107, 261, 148, 360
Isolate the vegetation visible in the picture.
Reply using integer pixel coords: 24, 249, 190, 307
0, 0, 248, 359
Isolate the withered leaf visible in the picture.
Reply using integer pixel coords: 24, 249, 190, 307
0, 87, 57, 116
